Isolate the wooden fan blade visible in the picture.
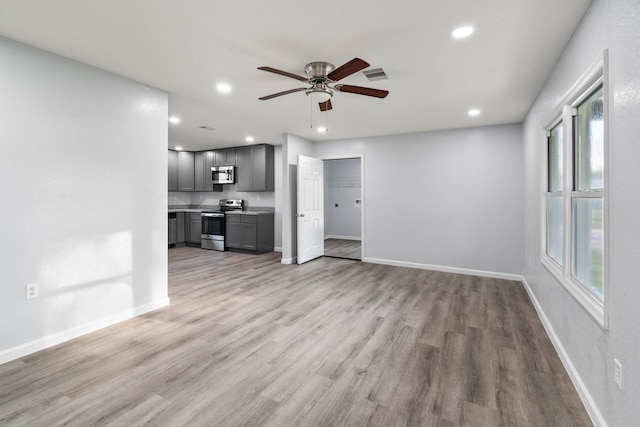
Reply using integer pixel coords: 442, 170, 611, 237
258, 66, 308, 82
327, 58, 370, 81
259, 87, 307, 100
335, 84, 389, 98
319, 99, 333, 112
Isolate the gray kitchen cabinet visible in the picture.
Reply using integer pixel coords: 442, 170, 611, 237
214, 148, 236, 166
168, 213, 177, 245
168, 150, 179, 191
236, 144, 274, 192
225, 212, 274, 253
178, 151, 195, 191
194, 151, 215, 191
185, 212, 202, 245
235, 148, 252, 192
225, 216, 242, 249
176, 212, 185, 244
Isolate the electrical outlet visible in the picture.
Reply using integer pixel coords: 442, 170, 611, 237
614, 359, 623, 390
25, 283, 38, 300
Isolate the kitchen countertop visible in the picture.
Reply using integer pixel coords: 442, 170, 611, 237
169, 206, 274, 214
224, 211, 273, 215
168, 208, 210, 213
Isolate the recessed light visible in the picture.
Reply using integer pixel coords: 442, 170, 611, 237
468, 109, 481, 116
452, 26, 474, 39
168, 116, 181, 124
175, 146, 183, 151
245, 136, 255, 143
317, 126, 328, 133
216, 83, 232, 93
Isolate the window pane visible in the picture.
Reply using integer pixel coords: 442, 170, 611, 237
572, 197, 604, 299
548, 122, 563, 192
576, 85, 604, 190
546, 195, 563, 266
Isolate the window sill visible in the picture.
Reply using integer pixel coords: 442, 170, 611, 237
541, 255, 607, 329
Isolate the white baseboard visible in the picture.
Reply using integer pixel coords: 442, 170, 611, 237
324, 235, 361, 241
274, 246, 283, 253
363, 257, 522, 281
0, 298, 170, 366
520, 277, 607, 427
280, 257, 296, 265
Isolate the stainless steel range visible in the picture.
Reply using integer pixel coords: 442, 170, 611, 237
201, 199, 243, 251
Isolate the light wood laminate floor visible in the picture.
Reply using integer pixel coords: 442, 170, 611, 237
324, 238, 361, 260
0, 248, 591, 426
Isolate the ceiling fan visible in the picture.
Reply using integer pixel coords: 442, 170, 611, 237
257, 58, 389, 111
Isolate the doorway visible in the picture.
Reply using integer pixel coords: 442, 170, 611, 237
323, 157, 362, 260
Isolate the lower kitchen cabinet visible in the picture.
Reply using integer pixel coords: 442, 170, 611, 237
186, 212, 202, 246
225, 212, 274, 253
177, 212, 185, 244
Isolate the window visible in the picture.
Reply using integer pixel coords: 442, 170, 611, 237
546, 121, 563, 266
542, 52, 608, 327
572, 85, 604, 298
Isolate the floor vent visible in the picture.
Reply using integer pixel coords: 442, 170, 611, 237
362, 67, 388, 81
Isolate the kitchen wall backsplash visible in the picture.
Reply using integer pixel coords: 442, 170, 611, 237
187, 190, 275, 209
168, 192, 191, 206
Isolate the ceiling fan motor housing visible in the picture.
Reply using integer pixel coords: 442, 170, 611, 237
305, 62, 335, 80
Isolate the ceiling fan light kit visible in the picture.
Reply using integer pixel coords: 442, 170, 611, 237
308, 87, 333, 103
258, 57, 389, 112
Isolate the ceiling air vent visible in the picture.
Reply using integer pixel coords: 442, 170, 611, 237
362, 67, 388, 82
199, 126, 216, 131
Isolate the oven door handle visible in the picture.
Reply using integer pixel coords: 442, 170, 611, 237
201, 212, 225, 218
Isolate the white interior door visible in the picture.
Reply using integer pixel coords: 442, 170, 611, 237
297, 155, 324, 264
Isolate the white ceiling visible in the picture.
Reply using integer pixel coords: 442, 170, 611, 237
0, 0, 591, 151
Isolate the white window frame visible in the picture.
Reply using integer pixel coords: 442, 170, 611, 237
541, 51, 609, 328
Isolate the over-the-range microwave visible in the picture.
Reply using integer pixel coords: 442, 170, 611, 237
211, 165, 235, 184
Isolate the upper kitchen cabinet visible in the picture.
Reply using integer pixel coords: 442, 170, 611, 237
168, 150, 179, 192
194, 151, 215, 192
169, 149, 193, 192
236, 144, 274, 192
214, 148, 236, 166
178, 151, 195, 192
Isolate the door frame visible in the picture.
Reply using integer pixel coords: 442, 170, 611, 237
320, 154, 364, 261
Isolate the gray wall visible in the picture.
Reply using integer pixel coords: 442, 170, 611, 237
324, 158, 362, 240
283, 123, 524, 277
522, 0, 640, 425
0, 36, 169, 363
281, 133, 315, 263
273, 145, 283, 250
